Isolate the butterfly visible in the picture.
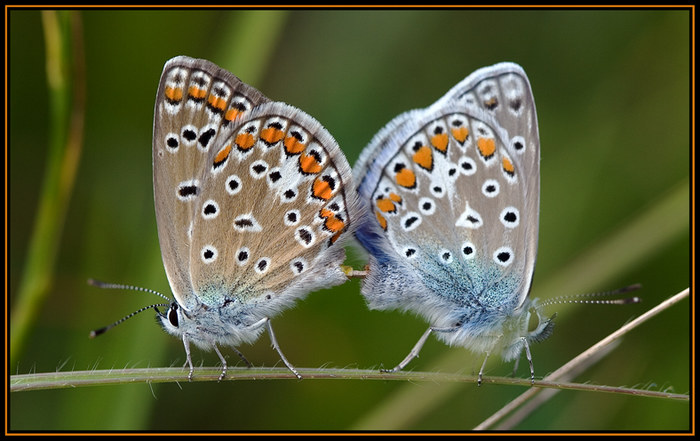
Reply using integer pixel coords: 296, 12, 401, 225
92, 56, 359, 381
353, 62, 554, 384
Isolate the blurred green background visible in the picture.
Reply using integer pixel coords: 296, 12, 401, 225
8, 8, 690, 431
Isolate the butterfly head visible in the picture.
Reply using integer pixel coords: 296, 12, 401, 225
154, 296, 263, 350
498, 297, 556, 362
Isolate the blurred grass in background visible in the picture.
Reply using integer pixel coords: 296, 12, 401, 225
8, 8, 690, 431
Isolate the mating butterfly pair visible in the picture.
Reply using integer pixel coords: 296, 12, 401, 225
92, 56, 550, 383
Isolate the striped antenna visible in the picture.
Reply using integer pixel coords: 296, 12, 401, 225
87, 278, 172, 338
540, 283, 642, 308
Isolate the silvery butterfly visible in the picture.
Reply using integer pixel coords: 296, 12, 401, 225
353, 63, 552, 384
91, 56, 359, 381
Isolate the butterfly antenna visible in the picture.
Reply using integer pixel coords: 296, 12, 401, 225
89, 303, 170, 338
540, 283, 642, 307
88, 278, 172, 302
87, 278, 172, 338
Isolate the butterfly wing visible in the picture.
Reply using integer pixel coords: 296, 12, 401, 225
354, 63, 539, 328
153, 56, 270, 309
188, 101, 358, 312
445, 63, 541, 310
153, 56, 358, 315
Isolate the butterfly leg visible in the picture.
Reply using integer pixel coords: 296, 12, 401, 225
231, 346, 253, 368
181, 334, 195, 381
521, 337, 535, 384
247, 317, 302, 379
381, 326, 432, 373
381, 325, 458, 373
501, 337, 536, 384
213, 345, 227, 382
478, 352, 490, 386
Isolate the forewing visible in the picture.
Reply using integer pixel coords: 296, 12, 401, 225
153, 56, 270, 308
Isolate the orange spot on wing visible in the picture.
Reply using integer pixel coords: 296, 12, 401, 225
376, 197, 397, 213
502, 157, 515, 176
188, 86, 207, 100
431, 133, 448, 153
225, 108, 241, 122
164, 86, 183, 102
235, 133, 256, 150
260, 127, 284, 145
284, 135, 306, 154
214, 144, 232, 164
412, 145, 433, 170
320, 209, 345, 233
451, 126, 469, 143
389, 192, 402, 204
375, 210, 388, 230
299, 152, 322, 174
207, 94, 227, 111
477, 137, 496, 158
396, 168, 416, 189
312, 178, 333, 200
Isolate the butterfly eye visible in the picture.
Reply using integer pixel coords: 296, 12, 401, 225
526, 306, 540, 333
168, 303, 179, 327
